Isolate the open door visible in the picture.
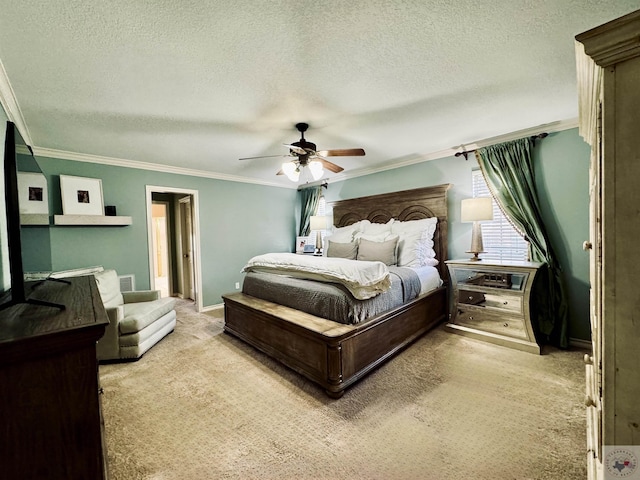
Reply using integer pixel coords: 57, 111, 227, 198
146, 186, 202, 311
179, 196, 195, 301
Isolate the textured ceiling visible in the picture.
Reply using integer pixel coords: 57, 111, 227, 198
0, 1, 639, 188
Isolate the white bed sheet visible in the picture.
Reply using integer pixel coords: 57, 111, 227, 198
410, 265, 444, 295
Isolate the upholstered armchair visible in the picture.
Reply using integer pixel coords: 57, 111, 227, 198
94, 269, 176, 361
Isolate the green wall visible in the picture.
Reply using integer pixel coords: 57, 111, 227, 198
32, 157, 298, 307
323, 128, 591, 341
20, 126, 590, 340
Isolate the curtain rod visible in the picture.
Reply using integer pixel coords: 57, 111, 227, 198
455, 132, 548, 161
297, 179, 328, 191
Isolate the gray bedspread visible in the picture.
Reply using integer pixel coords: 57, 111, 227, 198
241, 266, 421, 325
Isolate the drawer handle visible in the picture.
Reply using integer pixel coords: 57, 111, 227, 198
503, 322, 509, 327
468, 316, 474, 321
503, 301, 508, 305
468, 296, 474, 300
584, 354, 593, 365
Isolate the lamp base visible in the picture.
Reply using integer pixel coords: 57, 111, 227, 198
465, 251, 484, 261
467, 222, 485, 261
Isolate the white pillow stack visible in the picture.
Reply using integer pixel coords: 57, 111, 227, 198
391, 217, 438, 267
323, 217, 438, 268
323, 221, 364, 256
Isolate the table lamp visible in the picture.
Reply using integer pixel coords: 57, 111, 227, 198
461, 197, 494, 261
309, 215, 327, 255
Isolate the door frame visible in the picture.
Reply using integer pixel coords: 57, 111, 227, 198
178, 195, 195, 301
145, 185, 203, 312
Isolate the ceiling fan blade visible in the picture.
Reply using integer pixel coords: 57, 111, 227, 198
283, 143, 307, 155
239, 154, 291, 161
316, 148, 365, 157
316, 157, 344, 173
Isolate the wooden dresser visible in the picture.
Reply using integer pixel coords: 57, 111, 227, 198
0, 275, 109, 479
576, 9, 640, 480
445, 259, 543, 354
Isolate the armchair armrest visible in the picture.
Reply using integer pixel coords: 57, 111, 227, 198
96, 305, 124, 361
123, 290, 161, 303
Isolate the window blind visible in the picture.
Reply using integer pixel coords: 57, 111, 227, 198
472, 169, 529, 262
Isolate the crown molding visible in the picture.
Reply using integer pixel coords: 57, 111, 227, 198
27, 117, 577, 190
576, 9, 640, 67
328, 118, 579, 183
32, 146, 295, 189
0, 58, 33, 146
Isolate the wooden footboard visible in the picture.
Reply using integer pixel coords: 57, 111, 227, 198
222, 286, 447, 398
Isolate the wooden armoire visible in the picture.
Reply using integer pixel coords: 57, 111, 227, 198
576, 10, 640, 480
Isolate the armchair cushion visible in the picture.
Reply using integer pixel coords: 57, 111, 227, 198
120, 297, 176, 334
123, 290, 160, 303
94, 269, 124, 308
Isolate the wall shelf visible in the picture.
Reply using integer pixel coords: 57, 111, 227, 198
20, 213, 50, 225
53, 214, 132, 226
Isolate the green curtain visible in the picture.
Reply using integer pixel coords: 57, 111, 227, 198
298, 186, 322, 236
476, 137, 568, 348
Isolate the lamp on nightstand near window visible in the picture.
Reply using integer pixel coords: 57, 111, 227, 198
461, 197, 494, 261
309, 215, 327, 255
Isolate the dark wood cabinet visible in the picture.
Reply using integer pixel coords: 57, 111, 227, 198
0, 275, 109, 479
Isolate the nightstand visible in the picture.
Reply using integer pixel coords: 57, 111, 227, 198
445, 259, 544, 354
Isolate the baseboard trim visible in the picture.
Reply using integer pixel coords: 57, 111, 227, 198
569, 337, 591, 350
201, 303, 224, 313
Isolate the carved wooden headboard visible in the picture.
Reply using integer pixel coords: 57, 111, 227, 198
329, 184, 451, 280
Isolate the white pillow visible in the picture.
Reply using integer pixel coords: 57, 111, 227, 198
331, 221, 364, 243
391, 217, 437, 237
354, 232, 392, 243
423, 257, 439, 267
360, 218, 394, 236
396, 230, 433, 267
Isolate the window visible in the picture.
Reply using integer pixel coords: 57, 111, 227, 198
472, 169, 529, 262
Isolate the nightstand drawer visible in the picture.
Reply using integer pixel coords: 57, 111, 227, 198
458, 289, 522, 313
453, 268, 528, 292
455, 307, 527, 339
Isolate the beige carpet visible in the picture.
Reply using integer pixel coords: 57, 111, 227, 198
100, 299, 587, 480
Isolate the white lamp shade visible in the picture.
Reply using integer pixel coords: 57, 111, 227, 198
308, 161, 324, 180
309, 215, 327, 231
282, 162, 300, 181
461, 197, 494, 222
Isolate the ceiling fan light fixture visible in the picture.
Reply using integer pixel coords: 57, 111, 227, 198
308, 160, 324, 180
282, 161, 300, 181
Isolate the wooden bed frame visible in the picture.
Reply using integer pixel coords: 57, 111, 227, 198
223, 184, 451, 398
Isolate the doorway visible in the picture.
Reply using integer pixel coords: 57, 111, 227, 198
146, 186, 203, 311
151, 201, 171, 298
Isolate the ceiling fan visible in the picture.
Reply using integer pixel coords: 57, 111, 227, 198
239, 122, 366, 181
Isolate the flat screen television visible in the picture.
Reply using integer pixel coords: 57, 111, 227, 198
0, 121, 26, 308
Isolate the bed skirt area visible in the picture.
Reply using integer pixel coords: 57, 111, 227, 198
222, 286, 447, 398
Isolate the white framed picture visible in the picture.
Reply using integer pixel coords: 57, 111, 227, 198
296, 236, 308, 254
60, 175, 104, 216
17, 172, 49, 215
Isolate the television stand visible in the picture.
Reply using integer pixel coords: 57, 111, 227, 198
0, 275, 109, 479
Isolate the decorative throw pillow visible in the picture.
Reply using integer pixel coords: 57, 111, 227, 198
325, 240, 358, 260
357, 236, 399, 266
